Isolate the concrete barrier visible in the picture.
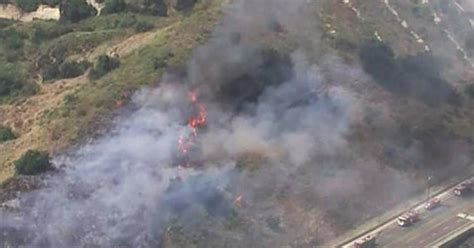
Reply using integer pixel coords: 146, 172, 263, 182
433, 223, 474, 248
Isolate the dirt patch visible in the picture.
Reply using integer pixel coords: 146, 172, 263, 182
0, 22, 188, 183
88, 30, 162, 60
0, 4, 22, 20
86, 0, 104, 15
20, 5, 60, 22
0, 4, 59, 22
0, 76, 87, 182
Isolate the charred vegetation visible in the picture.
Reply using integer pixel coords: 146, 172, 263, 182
359, 40, 457, 106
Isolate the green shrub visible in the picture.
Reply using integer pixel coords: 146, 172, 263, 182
90, 54, 120, 79
59, 60, 90, 78
135, 21, 154, 33
102, 0, 127, 14
174, 0, 197, 11
143, 0, 167, 16
14, 150, 52, 175
18, 81, 39, 96
43, 64, 61, 81
153, 56, 167, 69
41, 0, 60, 6
63, 93, 78, 105
0, 126, 16, 143
60, 0, 97, 23
0, 64, 24, 97
16, 0, 40, 12
115, 14, 137, 28
0, 63, 38, 100
31, 22, 73, 43
0, 18, 15, 29
6, 34, 24, 50
0, 28, 27, 50
15, 0, 60, 11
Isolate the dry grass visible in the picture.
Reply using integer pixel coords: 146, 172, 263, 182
0, 0, 225, 183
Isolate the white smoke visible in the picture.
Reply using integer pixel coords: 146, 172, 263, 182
0, 0, 429, 247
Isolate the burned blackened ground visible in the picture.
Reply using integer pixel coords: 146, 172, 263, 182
2, 43, 469, 247
217, 47, 293, 111
359, 40, 458, 106
2, 0, 474, 247
382, 122, 467, 172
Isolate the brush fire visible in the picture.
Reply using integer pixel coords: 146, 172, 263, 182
177, 90, 207, 159
2, 0, 470, 246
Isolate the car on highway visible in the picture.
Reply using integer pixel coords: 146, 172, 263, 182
353, 235, 376, 248
454, 180, 473, 197
397, 210, 419, 227
424, 198, 441, 210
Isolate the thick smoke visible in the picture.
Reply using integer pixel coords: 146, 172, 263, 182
198, 51, 358, 166
0, 83, 236, 246
0, 0, 437, 247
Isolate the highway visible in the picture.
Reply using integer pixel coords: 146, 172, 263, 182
342, 180, 474, 248
376, 196, 474, 247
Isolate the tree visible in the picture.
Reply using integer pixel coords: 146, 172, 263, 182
60, 0, 97, 23
31, 23, 73, 43
174, 0, 197, 11
89, 55, 120, 79
15, 0, 40, 12
0, 126, 16, 143
143, 0, 168, 16
0, 28, 26, 50
41, 0, 60, 6
102, 0, 127, 14
135, 21, 154, 33
6, 34, 24, 50
59, 61, 89, 78
0, 19, 15, 29
14, 150, 52, 175
0, 63, 24, 97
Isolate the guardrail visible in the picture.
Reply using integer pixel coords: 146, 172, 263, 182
433, 223, 474, 248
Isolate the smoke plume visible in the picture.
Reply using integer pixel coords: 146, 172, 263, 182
1, 0, 458, 247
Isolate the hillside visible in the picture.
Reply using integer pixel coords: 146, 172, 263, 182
0, 0, 474, 247
0, 0, 223, 182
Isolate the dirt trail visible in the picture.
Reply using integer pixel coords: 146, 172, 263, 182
109, 32, 158, 57
88, 23, 176, 60
0, 76, 87, 182
0, 23, 175, 182
0, 4, 59, 22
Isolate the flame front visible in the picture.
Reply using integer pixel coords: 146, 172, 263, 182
178, 90, 207, 155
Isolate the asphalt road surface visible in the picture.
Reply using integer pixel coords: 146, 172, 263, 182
343, 187, 474, 248
376, 196, 474, 247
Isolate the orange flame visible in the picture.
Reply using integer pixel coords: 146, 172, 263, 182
177, 90, 207, 155
115, 90, 131, 109
188, 91, 197, 103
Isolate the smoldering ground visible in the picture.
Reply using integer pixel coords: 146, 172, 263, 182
0, 0, 468, 247
0, 53, 415, 247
